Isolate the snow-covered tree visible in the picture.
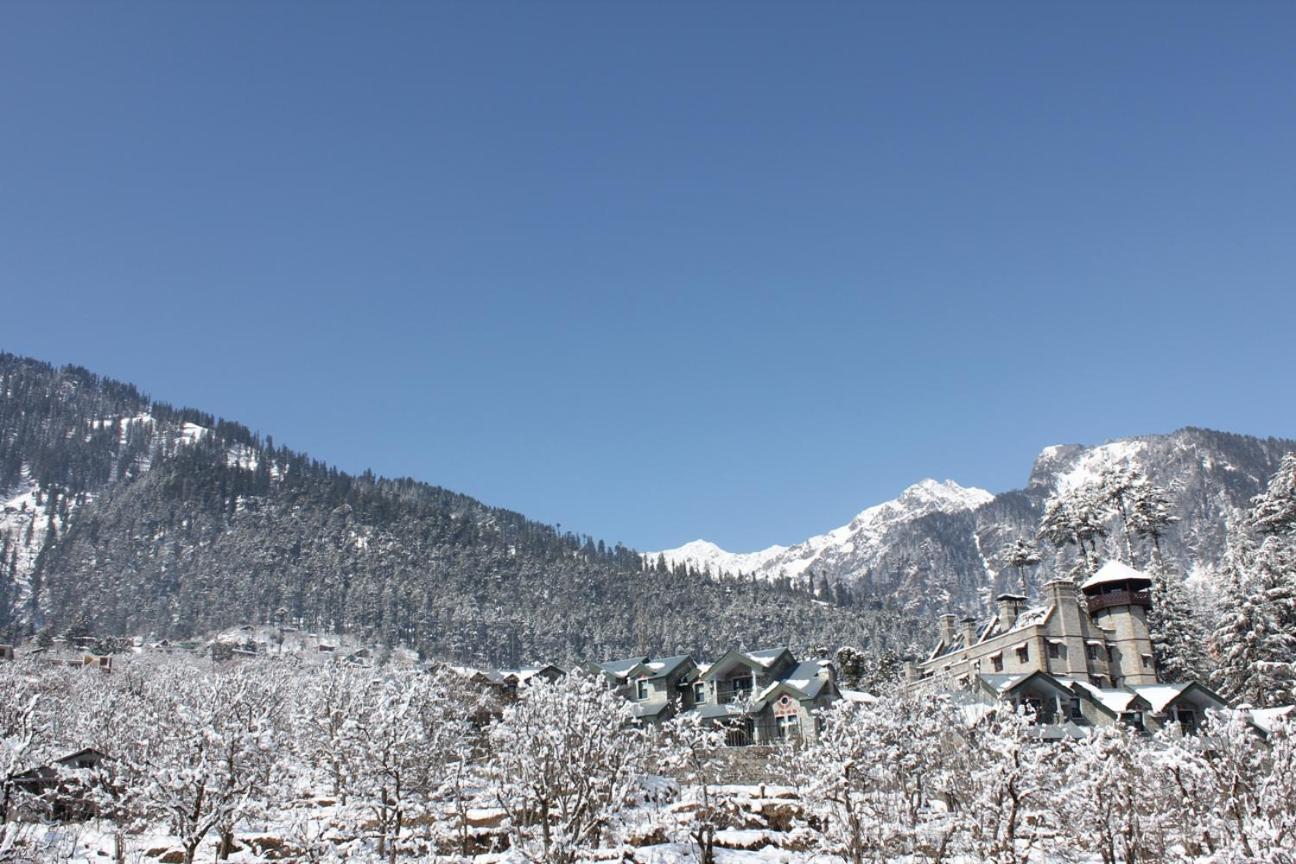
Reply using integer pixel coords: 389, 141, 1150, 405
486, 671, 647, 864
119, 663, 286, 864
1127, 479, 1178, 567
1060, 725, 1172, 864
1004, 538, 1042, 597
1253, 451, 1296, 538
655, 711, 729, 864
1211, 535, 1296, 708
335, 669, 472, 863
1039, 486, 1108, 577
1147, 564, 1212, 682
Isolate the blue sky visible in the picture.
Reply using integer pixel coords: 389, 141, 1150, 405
2, 3, 1294, 552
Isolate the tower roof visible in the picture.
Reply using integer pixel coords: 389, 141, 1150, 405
1080, 560, 1152, 592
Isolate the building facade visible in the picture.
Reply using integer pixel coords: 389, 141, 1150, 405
905, 560, 1228, 734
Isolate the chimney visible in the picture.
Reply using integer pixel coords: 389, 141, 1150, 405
903, 659, 919, 683
996, 594, 1026, 631
1044, 579, 1078, 607
939, 614, 957, 647
961, 616, 979, 648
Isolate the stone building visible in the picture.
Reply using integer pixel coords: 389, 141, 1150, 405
904, 560, 1228, 734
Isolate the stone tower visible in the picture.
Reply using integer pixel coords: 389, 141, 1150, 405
1080, 560, 1158, 686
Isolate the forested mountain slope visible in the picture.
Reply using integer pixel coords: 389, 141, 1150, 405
0, 353, 913, 665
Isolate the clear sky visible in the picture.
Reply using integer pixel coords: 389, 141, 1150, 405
2, 3, 1294, 553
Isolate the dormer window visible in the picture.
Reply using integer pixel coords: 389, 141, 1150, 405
693, 682, 706, 704
636, 679, 649, 700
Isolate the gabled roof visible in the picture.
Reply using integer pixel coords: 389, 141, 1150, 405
641, 654, 695, 680
1066, 680, 1153, 717
1129, 681, 1230, 713
597, 656, 650, 679
700, 648, 769, 681
744, 647, 794, 667
778, 660, 834, 700
631, 702, 673, 719
976, 670, 1074, 699
1081, 560, 1152, 591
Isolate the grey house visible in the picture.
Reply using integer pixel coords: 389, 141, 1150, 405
594, 647, 840, 744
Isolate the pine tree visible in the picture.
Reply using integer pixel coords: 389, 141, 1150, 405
1146, 563, 1210, 682
1252, 451, 1296, 538
1127, 481, 1178, 567
1038, 487, 1108, 577
1210, 534, 1296, 707
1004, 538, 1042, 596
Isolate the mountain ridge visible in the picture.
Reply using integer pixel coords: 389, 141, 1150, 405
652, 427, 1296, 617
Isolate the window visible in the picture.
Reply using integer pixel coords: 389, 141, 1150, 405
776, 713, 801, 741
1047, 642, 1061, 660
1086, 644, 1099, 660
1120, 711, 1145, 732
636, 679, 649, 700
1090, 675, 1105, 688
1175, 708, 1199, 734
991, 654, 1004, 672
1107, 646, 1117, 664
1015, 645, 1029, 664
693, 682, 706, 704
1067, 697, 1083, 722
1141, 654, 1152, 669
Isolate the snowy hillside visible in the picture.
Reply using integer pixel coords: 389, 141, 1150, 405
651, 479, 994, 584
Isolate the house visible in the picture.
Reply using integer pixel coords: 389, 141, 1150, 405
497, 663, 566, 697
4, 748, 109, 822
592, 654, 700, 724
594, 647, 840, 745
906, 561, 1229, 734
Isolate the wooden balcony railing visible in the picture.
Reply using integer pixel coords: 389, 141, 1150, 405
1087, 590, 1151, 614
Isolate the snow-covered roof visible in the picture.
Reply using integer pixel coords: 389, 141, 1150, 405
599, 656, 649, 678
1251, 706, 1295, 734
744, 647, 790, 667
840, 688, 877, 704
1128, 683, 1192, 713
1081, 560, 1152, 591
780, 660, 831, 699
642, 654, 693, 680
1070, 681, 1140, 714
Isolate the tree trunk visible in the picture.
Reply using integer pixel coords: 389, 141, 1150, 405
217, 826, 235, 860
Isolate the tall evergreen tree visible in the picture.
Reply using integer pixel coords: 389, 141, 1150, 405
1252, 451, 1296, 537
1146, 563, 1210, 682
1127, 481, 1178, 567
1004, 538, 1041, 596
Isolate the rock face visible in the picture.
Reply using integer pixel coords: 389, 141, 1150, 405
654, 428, 1296, 619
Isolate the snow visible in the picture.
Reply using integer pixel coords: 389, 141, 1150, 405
0, 475, 88, 613
1129, 683, 1191, 713
1081, 559, 1152, 590
1053, 439, 1148, 492
649, 478, 993, 584
1250, 705, 1295, 733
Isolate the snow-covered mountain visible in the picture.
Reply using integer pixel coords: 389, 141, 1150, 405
652, 479, 993, 585
652, 429, 1296, 619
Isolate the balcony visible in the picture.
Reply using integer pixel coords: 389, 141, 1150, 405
716, 681, 755, 705
1087, 589, 1151, 614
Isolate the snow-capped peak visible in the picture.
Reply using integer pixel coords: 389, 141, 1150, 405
648, 478, 992, 583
